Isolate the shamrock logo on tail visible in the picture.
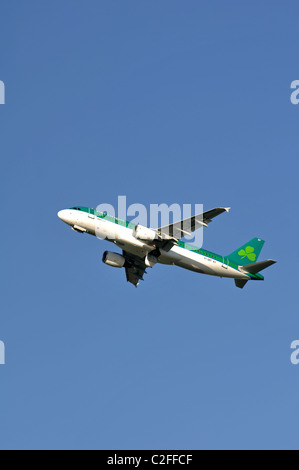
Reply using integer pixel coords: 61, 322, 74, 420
238, 246, 256, 262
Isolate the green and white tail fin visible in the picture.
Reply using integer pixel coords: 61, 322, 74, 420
228, 238, 277, 289
227, 238, 265, 266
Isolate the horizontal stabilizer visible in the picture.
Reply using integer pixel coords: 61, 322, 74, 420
235, 280, 248, 289
240, 259, 276, 274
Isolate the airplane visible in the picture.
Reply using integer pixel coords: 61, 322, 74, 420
57, 206, 276, 288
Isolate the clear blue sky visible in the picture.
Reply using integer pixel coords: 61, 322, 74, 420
1, 1, 298, 450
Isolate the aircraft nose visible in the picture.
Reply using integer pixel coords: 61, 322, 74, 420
57, 210, 68, 223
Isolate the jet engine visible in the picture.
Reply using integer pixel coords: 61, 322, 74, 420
102, 251, 126, 268
132, 225, 157, 242
145, 253, 158, 267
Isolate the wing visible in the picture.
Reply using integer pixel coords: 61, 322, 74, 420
122, 251, 148, 287
157, 207, 231, 240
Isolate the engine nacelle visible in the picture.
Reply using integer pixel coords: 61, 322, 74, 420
145, 254, 158, 268
102, 251, 126, 268
132, 224, 157, 242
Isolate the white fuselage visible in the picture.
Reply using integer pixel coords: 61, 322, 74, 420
58, 209, 249, 280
